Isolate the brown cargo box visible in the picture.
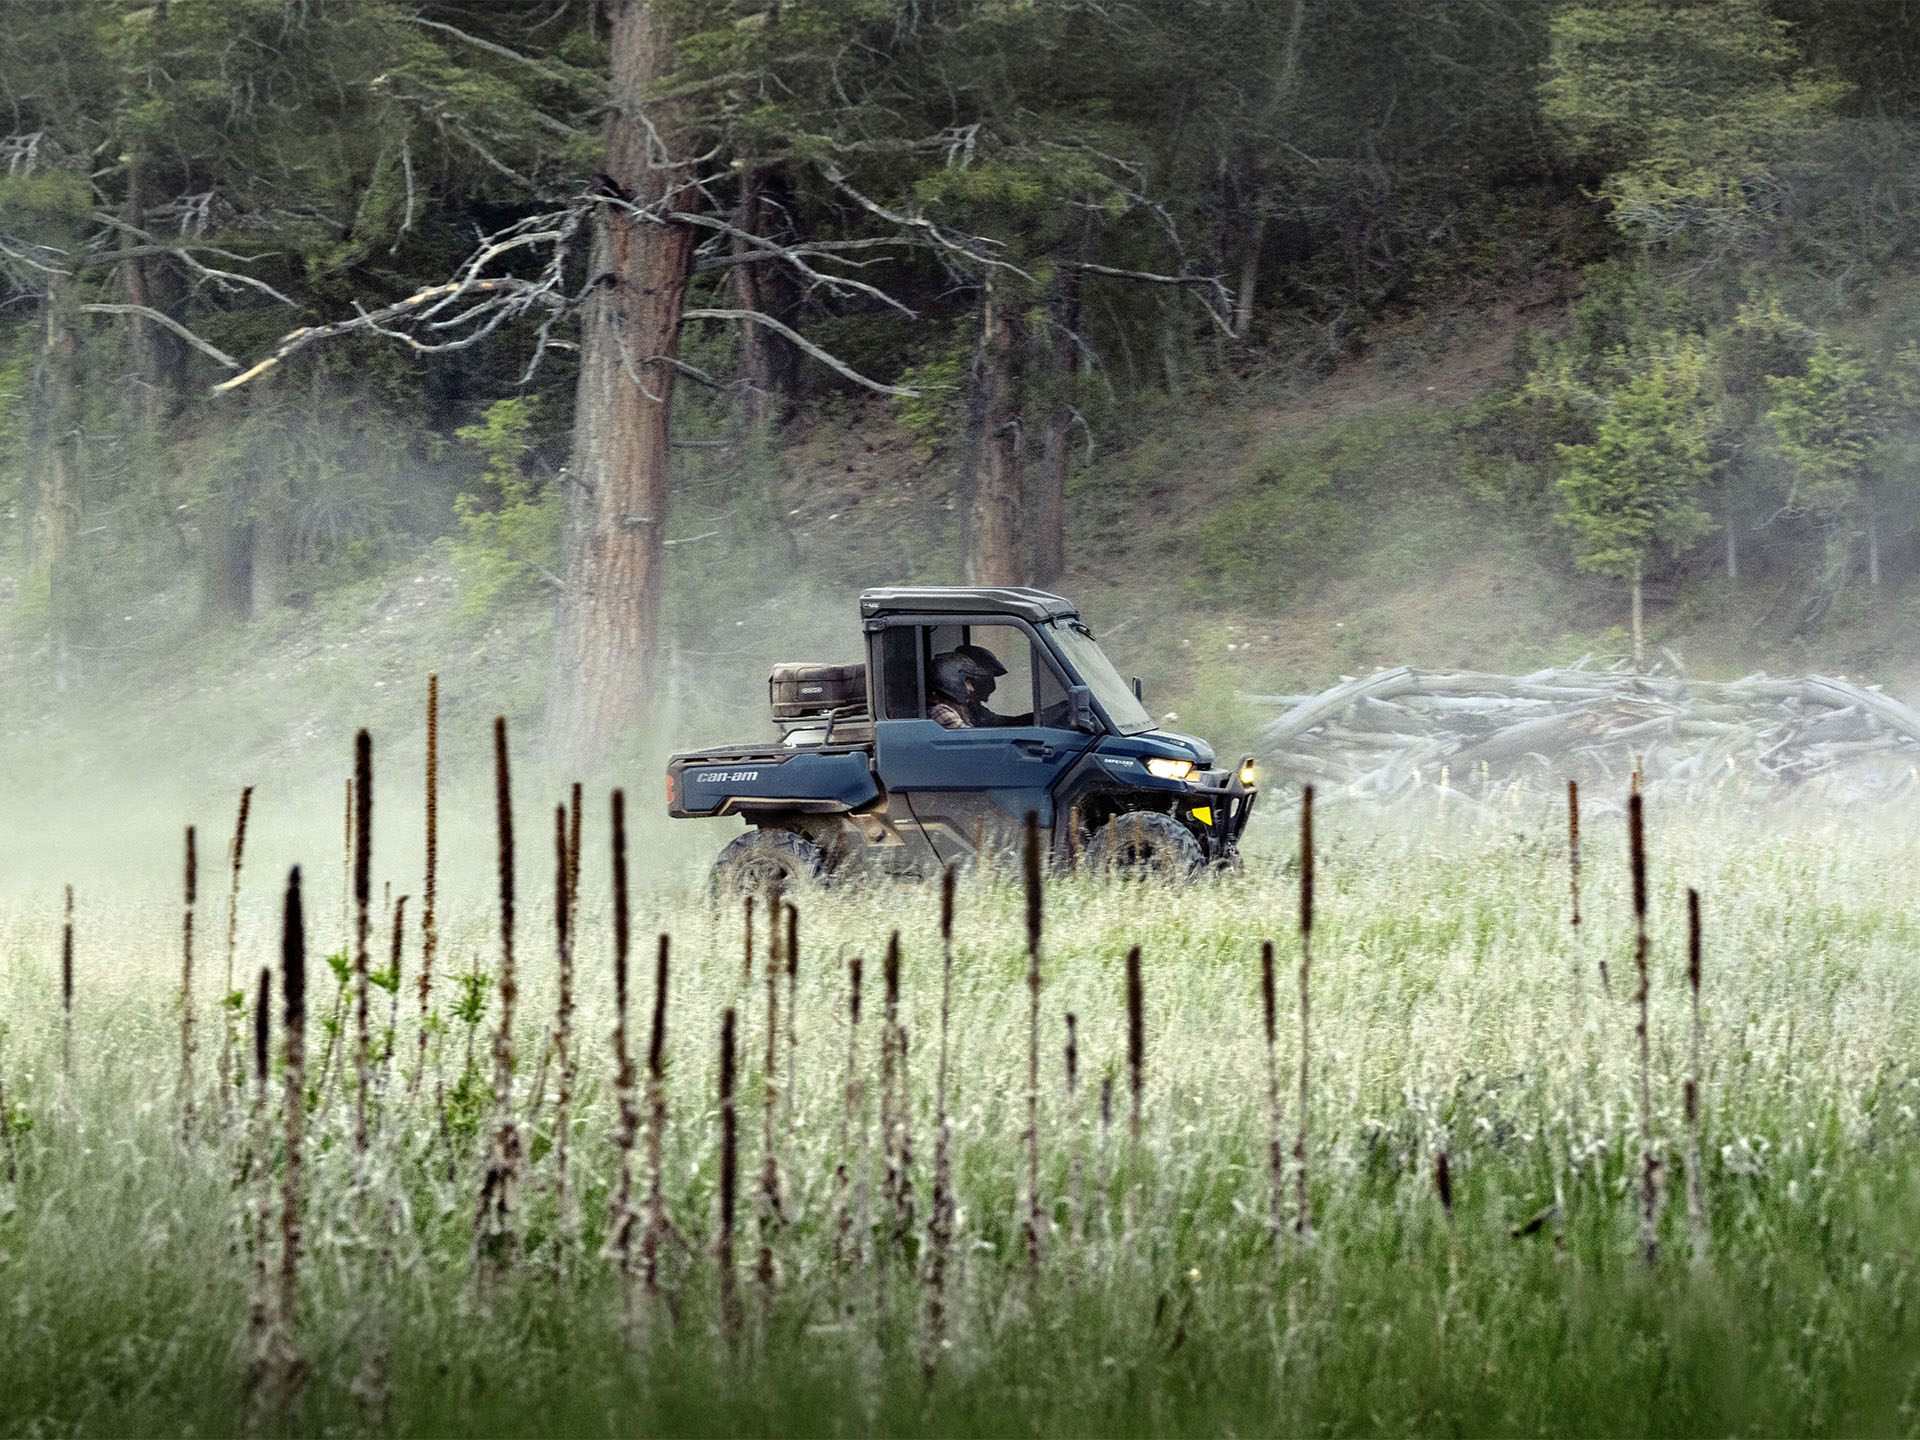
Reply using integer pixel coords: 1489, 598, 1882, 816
770, 662, 868, 721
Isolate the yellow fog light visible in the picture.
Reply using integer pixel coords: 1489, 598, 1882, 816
1239, 760, 1258, 788
1192, 806, 1215, 827
1144, 757, 1195, 782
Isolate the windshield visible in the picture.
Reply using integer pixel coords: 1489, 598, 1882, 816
1047, 621, 1154, 734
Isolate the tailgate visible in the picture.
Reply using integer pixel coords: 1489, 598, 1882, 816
668, 749, 879, 818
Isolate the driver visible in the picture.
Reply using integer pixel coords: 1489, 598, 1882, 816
928, 646, 1031, 729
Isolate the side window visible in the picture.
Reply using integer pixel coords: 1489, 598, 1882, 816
961, 622, 1048, 720
879, 626, 922, 720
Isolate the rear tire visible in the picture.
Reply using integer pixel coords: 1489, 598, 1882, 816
1084, 810, 1204, 880
711, 828, 826, 896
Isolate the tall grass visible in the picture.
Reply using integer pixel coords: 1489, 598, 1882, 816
5, 790, 1920, 1435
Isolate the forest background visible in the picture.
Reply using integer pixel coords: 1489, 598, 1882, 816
4, 0, 1920, 834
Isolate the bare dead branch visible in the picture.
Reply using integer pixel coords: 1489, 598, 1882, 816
822, 167, 1034, 282
79, 303, 240, 368
212, 276, 556, 394
406, 16, 595, 88
682, 307, 919, 397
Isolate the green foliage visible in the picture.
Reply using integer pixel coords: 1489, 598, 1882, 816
449, 398, 561, 616
1543, 0, 1849, 241
1194, 411, 1457, 604
1554, 338, 1717, 580
1764, 340, 1885, 525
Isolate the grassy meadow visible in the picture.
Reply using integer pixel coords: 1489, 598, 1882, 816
1, 782, 1918, 1437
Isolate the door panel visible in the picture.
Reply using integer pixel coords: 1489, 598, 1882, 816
873, 718, 1092, 844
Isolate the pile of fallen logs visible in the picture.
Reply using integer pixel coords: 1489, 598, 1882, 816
1247, 661, 1920, 803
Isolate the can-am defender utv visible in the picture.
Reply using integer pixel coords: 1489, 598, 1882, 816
667, 586, 1257, 890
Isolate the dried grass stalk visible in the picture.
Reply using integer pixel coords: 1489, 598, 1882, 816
718, 1006, 741, 1345
271, 869, 310, 1420
922, 864, 958, 1373
604, 790, 641, 1346
1629, 790, 1661, 1266
833, 957, 866, 1299
1294, 786, 1314, 1240
180, 825, 198, 1143
1685, 887, 1708, 1266
352, 731, 373, 1172
642, 933, 675, 1321
784, 902, 799, 1129
1063, 1012, 1084, 1250
881, 932, 914, 1252
221, 785, 254, 1119
553, 803, 577, 1254
413, 676, 438, 1099
1125, 945, 1144, 1141
475, 716, 522, 1281
1569, 778, 1601, 993
1260, 939, 1283, 1245
381, 898, 406, 1097
756, 890, 786, 1322
61, 885, 73, 1081
1022, 809, 1044, 1283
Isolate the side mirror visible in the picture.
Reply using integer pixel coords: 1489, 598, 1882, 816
1068, 684, 1097, 731
1131, 676, 1144, 703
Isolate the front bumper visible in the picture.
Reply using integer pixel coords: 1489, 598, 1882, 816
1184, 753, 1257, 860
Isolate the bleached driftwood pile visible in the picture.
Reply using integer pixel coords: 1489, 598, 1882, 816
1248, 661, 1920, 803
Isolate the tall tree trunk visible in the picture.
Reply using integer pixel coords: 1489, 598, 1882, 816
964, 274, 1025, 586
1724, 521, 1738, 582
1630, 557, 1645, 670
1867, 517, 1881, 589
550, 0, 697, 763
123, 158, 186, 418
1031, 250, 1083, 590
734, 168, 798, 428
1232, 214, 1263, 339
30, 268, 79, 593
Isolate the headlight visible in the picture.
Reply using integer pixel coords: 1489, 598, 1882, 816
1239, 760, 1258, 788
1144, 757, 1196, 782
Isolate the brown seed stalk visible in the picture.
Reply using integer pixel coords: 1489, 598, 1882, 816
274, 868, 309, 1417
881, 931, 914, 1250
1260, 939, 1283, 1245
1022, 809, 1044, 1282
923, 865, 958, 1372
757, 890, 785, 1320
553, 803, 577, 1255
1570, 778, 1602, 994
742, 894, 754, 984
60, 885, 73, 1081
1629, 790, 1660, 1266
784, 901, 799, 1128
1294, 786, 1314, 1240
381, 898, 407, 1097
1434, 1149, 1453, 1216
221, 785, 254, 1118
1685, 887, 1708, 1266
1125, 945, 1144, 1142
413, 675, 438, 1099
180, 824, 198, 1143
642, 933, 673, 1317
605, 791, 641, 1345
833, 956, 865, 1284
718, 1006, 741, 1345
352, 731, 373, 1172
475, 716, 522, 1281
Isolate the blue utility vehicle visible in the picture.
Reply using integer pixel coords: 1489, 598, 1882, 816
667, 586, 1257, 889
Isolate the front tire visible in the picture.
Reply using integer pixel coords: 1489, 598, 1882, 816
711, 828, 826, 896
1083, 810, 1204, 880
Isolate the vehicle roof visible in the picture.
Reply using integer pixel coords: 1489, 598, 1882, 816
859, 585, 1080, 624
